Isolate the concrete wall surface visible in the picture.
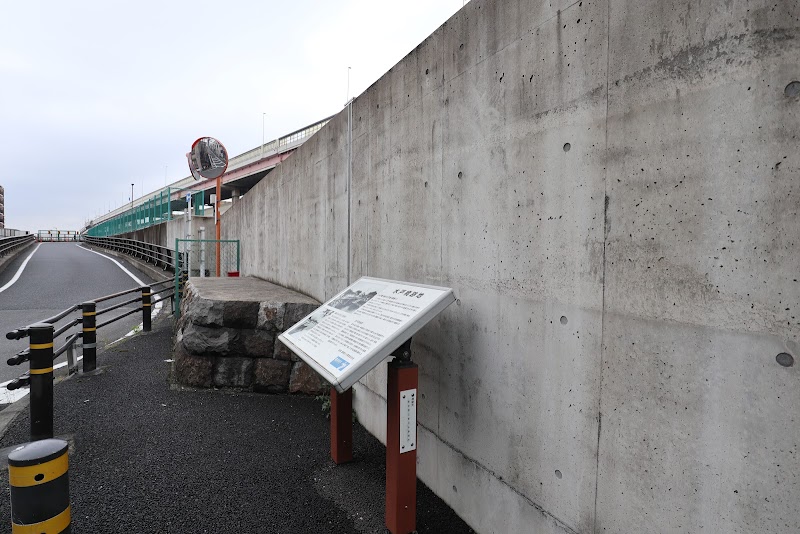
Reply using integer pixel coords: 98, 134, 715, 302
220, 0, 799, 532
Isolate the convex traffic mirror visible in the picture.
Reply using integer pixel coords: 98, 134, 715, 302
187, 137, 228, 180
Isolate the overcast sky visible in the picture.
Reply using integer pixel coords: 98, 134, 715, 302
0, 0, 466, 232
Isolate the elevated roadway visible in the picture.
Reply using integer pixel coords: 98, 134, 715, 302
0, 243, 165, 396
85, 116, 331, 235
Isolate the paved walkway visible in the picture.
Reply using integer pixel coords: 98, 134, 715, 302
0, 316, 475, 533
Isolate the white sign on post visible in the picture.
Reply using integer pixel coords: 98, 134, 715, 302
278, 277, 455, 392
400, 388, 417, 453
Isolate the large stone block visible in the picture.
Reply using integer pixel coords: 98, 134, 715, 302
283, 303, 319, 331
181, 323, 237, 356
289, 361, 328, 395
257, 302, 286, 331
240, 329, 275, 358
173, 348, 213, 388
254, 359, 292, 393
213, 357, 254, 388
273, 337, 299, 362
182, 295, 224, 327
223, 301, 259, 329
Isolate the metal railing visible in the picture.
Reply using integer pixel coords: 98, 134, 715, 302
37, 230, 81, 242
0, 234, 35, 256
232, 116, 332, 169
85, 236, 239, 317
84, 236, 176, 272
4, 279, 174, 441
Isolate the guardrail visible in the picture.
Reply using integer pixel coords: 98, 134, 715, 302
0, 234, 35, 256
231, 116, 332, 170
37, 230, 81, 242
4, 279, 174, 441
84, 236, 176, 272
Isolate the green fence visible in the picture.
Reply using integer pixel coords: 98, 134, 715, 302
85, 188, 205, 237
174, 239, 240, 317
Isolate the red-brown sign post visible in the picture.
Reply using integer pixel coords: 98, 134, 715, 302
385, 338, 418, 534
278, 277, 454, 534
330, 387, 353, 464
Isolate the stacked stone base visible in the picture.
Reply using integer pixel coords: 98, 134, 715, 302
174, 277, 327, 395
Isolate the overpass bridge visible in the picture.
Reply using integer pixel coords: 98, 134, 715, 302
83, 116, 330, 238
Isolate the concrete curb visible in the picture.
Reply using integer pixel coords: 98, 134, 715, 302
0, 395, 29, 444
0, 239, 35, 278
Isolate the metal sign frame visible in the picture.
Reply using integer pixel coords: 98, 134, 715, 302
278, 277, 455, 393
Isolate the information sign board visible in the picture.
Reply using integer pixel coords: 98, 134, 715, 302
278, 277, 455, 392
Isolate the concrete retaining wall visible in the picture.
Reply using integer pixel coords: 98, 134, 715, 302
220, 1, 800, 532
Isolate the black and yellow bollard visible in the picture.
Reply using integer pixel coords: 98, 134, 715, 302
141, 285, 152, 332
8, 439, 70, 533
81, 302, 96, 373
29, 323, 54, 441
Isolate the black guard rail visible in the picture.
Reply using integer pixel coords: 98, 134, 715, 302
4, 278, 173, 441
83, 236, 177, 272
0, 234, 35, 257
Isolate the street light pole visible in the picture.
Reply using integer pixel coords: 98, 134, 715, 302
261, 112, 266, 155
130, 183, 134, 208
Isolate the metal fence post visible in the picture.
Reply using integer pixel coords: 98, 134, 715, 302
81, 302, 97, 373
8, 439, 71, 533
28, 323, 54, 441
65, 342, 76, 376
141, 286, 152, 332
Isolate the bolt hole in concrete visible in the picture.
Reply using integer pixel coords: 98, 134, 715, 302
785, 81, 800, 97
458, 171, 463, 178
776, 353, 794, 367
34, 473, 44, 481
563, 142, 571, 152
453, 485, 458, 493
560, 316, 568, 325
555, 470, 562, 479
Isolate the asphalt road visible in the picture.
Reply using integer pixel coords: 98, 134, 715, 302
0, 242, 164, 391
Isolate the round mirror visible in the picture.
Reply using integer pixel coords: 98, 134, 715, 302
187, 137, 228, 180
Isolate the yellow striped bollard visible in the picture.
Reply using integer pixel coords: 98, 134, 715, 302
28, 323, 54, 441
8, 439, 71, 533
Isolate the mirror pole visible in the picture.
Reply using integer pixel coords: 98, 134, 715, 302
216, 175, 221, 276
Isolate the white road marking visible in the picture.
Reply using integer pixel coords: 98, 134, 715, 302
0, 382, 29, 403
77, 244, 145, 285
76, 244, 166, 345
0, 243, 41, 294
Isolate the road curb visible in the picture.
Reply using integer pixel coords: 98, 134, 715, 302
0, 240, 35, 278
0, 395, 29, 444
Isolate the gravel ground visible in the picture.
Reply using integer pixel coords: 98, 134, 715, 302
0, 317, 475, 533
